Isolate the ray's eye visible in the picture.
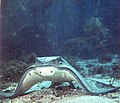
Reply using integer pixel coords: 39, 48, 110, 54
29, 73, 31, 76
59, 61, 62, 64
51, 71, 53, 73
39, 71, 42, 73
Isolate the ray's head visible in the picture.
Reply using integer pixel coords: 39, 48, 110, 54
35, 66, 58, 76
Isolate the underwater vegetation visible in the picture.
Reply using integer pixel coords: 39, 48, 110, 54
83, 17, 109, 38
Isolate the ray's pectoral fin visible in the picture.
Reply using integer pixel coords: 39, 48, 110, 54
12, 69, 43, 97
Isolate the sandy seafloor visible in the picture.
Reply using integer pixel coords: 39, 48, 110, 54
1, 87, 120, 103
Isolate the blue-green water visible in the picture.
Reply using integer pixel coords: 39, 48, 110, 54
1, 0, 120, 59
